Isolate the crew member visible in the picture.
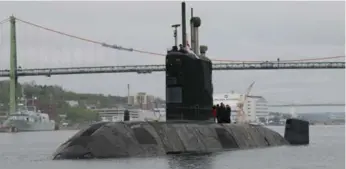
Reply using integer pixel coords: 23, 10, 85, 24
225, 104, 231, 123
219, 103, 226, 123
216, 104, 221, 123
212, 105, 217, 122
124, 110, 130, 121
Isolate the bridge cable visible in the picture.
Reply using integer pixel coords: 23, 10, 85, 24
0, 17, 9, 25
15, 17, 165, 56
0, 17, 9, 46
14, 17, 345, 63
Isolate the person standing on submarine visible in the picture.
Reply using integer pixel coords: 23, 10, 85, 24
124, 109, 130, 121
225, 104, 231, 123
212, 105, 217, 122
216, 104, 221, 123
219, 103, 226, 123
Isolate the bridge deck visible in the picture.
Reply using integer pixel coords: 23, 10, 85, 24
0, 61, 344, 77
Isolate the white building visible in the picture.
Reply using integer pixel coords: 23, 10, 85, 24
248, 95, 269, 122
213, 92, 268, 122
94, 107, 140, 122
94, 107, 165, 122
65, 100, 79, 107
128, 92, 156, 110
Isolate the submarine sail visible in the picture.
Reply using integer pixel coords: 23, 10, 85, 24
166, 2, 213, 121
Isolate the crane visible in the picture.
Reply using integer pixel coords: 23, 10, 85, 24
236, 81, 255, 123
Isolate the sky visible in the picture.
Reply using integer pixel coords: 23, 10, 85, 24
0, 1, 345, 113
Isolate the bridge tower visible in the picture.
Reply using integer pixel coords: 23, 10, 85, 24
9, 16, 18, 115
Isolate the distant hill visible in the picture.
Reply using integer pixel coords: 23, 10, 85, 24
0, 80, 128, 110
298, 112, 345, 121
268, 111, 345, 123
0, 80, 163, 122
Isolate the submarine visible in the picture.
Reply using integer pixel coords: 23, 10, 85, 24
52, 2, 309, 160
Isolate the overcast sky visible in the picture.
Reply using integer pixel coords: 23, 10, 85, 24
0, 1, 344, 113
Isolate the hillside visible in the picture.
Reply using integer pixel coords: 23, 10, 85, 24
0, 80, 129, 122
0, 80, 128, 108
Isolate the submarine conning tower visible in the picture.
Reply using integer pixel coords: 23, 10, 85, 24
166, 2, 213, 121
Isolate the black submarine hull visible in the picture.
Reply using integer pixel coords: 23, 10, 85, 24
52, 119, 308, 160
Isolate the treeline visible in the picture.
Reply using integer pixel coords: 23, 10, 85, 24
0, 80, 129, 123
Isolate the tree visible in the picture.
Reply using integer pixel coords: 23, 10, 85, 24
66, 107, 99, 123
0, 80, 129, 111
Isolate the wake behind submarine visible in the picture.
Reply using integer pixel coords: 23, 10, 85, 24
52, 2, 309, 160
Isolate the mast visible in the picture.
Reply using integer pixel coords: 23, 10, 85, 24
181, 2, 187, 47
9, 15, 18, 115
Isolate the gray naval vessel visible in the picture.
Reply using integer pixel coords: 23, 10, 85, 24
0, 109, 56, 132
52, 2, 309, 160
0, 96, 56, 132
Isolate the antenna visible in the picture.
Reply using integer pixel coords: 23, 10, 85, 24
171, 24, 180, 47
181, 2, 187, 47
190, 7, 195, 52
127, 84, 130, 105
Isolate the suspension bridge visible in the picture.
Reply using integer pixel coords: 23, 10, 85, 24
0, 16, 344, 77
0, 15, 344, 114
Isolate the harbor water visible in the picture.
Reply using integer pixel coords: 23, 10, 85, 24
0, 125, 344, 169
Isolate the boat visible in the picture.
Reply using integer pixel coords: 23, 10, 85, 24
0, 109, 56, 132
0, 90, 56, 132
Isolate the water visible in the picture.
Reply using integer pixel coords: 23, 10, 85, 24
0, 126, 344, 169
